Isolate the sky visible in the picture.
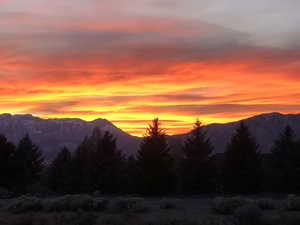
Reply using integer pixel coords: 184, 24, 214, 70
1, 0, 300, 136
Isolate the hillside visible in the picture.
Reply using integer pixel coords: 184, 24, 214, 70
0, 112, 300, 160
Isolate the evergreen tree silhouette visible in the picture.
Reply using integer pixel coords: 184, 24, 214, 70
137, 118, 175, 195
181, 119, 215, 194
70, 127, 125, 194
14, 134, 44, 193
70, 135, 95, 193
125, 156, 139, 194
94, 131, 125, 194
47, 147, 72, 194
270, 126, 300, 193
0, 135, 16, 189
223, 122, 262, 194
295, 138, 300, 193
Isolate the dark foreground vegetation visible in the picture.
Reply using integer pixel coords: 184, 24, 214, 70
1, 195, 300, 225
1, 118, 300, 196
1, 118, 300, 224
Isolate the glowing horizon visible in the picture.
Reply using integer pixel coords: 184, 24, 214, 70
1, 0, 300, 136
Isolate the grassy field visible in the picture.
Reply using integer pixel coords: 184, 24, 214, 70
1, 195, 300, 225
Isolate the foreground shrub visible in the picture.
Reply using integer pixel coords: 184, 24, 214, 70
278, 213, 300, 225
0, 199, 5, 209
0, 187, 13, 199
9, 214, 35, 225
43, 196, 72, 212
261, 213, 300, 225
74, 212, 98, 225
67, 195, 94, 211
151, 218, 199, 225
159, 199, 181, 210
43, 195, 108, 212
8, 212, 97, 225
93, 198, 109, 211
255, 198, 277, 210
284, 195, 300, 211
111, 198, 137, 213
212, 197, 252, 215
26, 183, 53, 197
100, 214, 147, 225
145, 214, 199, 225
111, 197, 148, 213
234, 204, 263, 225
100, 215, 126, 225
10, 214, 56, 225
5, 196, 42, 214
200, 216, 237, 225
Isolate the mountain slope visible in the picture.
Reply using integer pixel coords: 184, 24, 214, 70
0, 112, 300, 161
0, 114, 140, 161
169, 112, 300, 154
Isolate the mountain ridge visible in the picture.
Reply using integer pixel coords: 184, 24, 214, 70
172, 112, 300, 154
1, 112, 300, 160
0, 113, 140, 160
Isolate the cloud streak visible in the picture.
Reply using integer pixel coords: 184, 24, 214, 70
0, 0, 299, 135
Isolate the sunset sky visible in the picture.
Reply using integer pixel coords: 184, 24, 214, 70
1, 0, 300, 136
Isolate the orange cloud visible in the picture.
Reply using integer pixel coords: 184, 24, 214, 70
0, 12, 300, 136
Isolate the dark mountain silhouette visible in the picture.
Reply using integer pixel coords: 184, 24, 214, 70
0, 114, 140, 161
169, 112, 300, 155
0, 112, 300, 160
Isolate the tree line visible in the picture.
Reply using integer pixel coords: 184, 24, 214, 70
1, 118, 300, 196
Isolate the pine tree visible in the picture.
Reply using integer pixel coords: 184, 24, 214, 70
94, 131, 125, 194
14, 134, 44, 193
295, 139, 300, 193
70, 135, 96, 193
137, 118, 175, 195
223, 122, 262, 194
181, 119, 215, 194
125, 156, 139, 194
270, 126, 300, 193
0, 135, 16, 189
47, 147, 72, 194
69, 128, 125, 194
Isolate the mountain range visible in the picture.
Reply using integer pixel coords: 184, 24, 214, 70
0, 112, 300, 161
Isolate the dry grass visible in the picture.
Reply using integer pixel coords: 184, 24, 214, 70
0, 195, 300, 225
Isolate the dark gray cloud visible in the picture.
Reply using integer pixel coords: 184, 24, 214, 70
1, 0, 299, 49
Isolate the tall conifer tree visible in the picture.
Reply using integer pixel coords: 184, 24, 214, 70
70, 135, 96, 193
137, 118, 175, 195
14, 134, 44, 193
94, 131, 125, 194
181, 120, 215, 194
223, 122, 262, 194
0, 135, 16, 189
47, 147, 72, 194
70, 127, 125, 194
270, 126, 300, 193
125, 156, 139, 194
